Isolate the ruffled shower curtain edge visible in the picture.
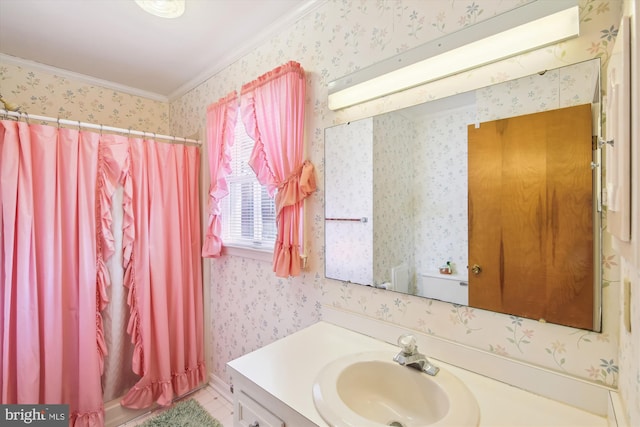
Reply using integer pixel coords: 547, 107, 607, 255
119, 140, 206, 409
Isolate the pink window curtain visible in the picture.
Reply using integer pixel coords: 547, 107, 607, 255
241, 61, 316, 277
120, 138, 206, 408
202, 91, 238, 257
0, 121, 107, 426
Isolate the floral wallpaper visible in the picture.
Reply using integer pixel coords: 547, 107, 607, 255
0, 61, 169, 134
475, 58, 601, 121
414, 105, 473, 279
324, 117, 373, 284
3, 0, 634, 424
372, 112, 416, 288
324, 110, 418, 290
169, 0, 635, 423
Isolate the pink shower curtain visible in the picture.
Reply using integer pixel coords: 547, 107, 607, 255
202, 91, 238, 258
241, 61, 316, 277
1, 120, 205, 422
120, 138, 205, 408
0, 121, 105, 426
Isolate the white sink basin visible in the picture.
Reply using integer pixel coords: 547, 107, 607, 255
312, 351, 480, 427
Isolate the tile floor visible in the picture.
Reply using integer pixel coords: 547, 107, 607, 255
120, 386, 234, 427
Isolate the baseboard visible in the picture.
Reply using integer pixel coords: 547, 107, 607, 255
322, 305, 612, 416
209, 371, 233, 403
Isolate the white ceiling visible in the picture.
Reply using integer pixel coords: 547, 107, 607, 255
0, 0, 320, 100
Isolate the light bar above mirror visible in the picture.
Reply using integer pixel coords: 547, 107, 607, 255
327, 0, 580, 111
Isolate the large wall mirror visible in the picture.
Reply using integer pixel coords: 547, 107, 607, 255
325, 58, 602, 332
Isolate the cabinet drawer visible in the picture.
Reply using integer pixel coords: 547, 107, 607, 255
236, 390, 285, 427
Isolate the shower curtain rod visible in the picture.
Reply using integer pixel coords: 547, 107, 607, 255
0, 108, 201, 144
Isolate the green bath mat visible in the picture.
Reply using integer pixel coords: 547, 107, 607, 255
139, 398, 223, 427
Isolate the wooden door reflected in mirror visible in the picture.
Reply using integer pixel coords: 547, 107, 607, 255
468, 104, 594, 330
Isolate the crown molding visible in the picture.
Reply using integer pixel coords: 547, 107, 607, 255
167, 0, 327, 101
1, 0, 326, 103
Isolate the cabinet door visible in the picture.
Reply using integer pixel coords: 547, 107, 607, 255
468, 104, 594, 330
235, 391, 285, 427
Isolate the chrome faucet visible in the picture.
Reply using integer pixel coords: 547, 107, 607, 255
393, 333, 439, 376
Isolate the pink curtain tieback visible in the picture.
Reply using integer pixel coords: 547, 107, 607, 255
275, 160, 316, 216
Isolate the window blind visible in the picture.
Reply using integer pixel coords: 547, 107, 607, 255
221, 116, 276, 249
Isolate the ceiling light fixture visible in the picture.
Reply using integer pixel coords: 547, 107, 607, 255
135, 0, 185, 19
327, 0, 580, 110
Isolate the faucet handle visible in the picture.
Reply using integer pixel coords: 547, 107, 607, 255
397, 333, 417, 355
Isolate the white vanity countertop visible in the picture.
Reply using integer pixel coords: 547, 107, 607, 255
227, 321, 608, 427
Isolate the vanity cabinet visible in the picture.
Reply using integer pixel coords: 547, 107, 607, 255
228, 363, 319, 427
235, 390, 284, 427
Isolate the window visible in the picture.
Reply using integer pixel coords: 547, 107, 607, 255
221, 116, 276, 250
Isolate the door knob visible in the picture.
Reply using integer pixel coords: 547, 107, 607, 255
471, 264, 482, 275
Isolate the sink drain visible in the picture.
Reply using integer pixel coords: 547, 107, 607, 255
388, 422, 405, 427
